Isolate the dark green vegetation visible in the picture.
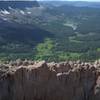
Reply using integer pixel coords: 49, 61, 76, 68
0, 1, 100, 61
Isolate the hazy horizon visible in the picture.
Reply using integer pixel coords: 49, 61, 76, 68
0, 0, 100, 2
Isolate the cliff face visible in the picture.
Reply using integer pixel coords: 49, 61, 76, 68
0, 60, 100, 100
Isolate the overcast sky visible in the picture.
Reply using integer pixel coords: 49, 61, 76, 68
68, 0, 100, 1
37, 0, 100, 2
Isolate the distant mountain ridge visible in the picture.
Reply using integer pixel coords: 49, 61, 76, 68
0, 1, 53, 54
0, 1, 39, 10
39, 1, 100, 8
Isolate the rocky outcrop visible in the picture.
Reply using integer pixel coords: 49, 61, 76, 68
0, 60, 100, 100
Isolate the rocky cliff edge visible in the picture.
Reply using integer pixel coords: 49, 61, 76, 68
0, 60, 100, 100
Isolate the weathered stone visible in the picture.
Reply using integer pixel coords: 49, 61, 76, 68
0, 61, 100, 100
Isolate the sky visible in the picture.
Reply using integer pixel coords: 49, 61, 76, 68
0, 0, 100, 2
38, 0, 100, 2
67, 0, 100, 2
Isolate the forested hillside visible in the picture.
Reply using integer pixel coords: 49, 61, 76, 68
0, 1, 100, 61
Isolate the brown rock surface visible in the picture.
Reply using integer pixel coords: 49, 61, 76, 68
0, 60, 100, 100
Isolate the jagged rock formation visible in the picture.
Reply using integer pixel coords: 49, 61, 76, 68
0, 60, 100, 100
